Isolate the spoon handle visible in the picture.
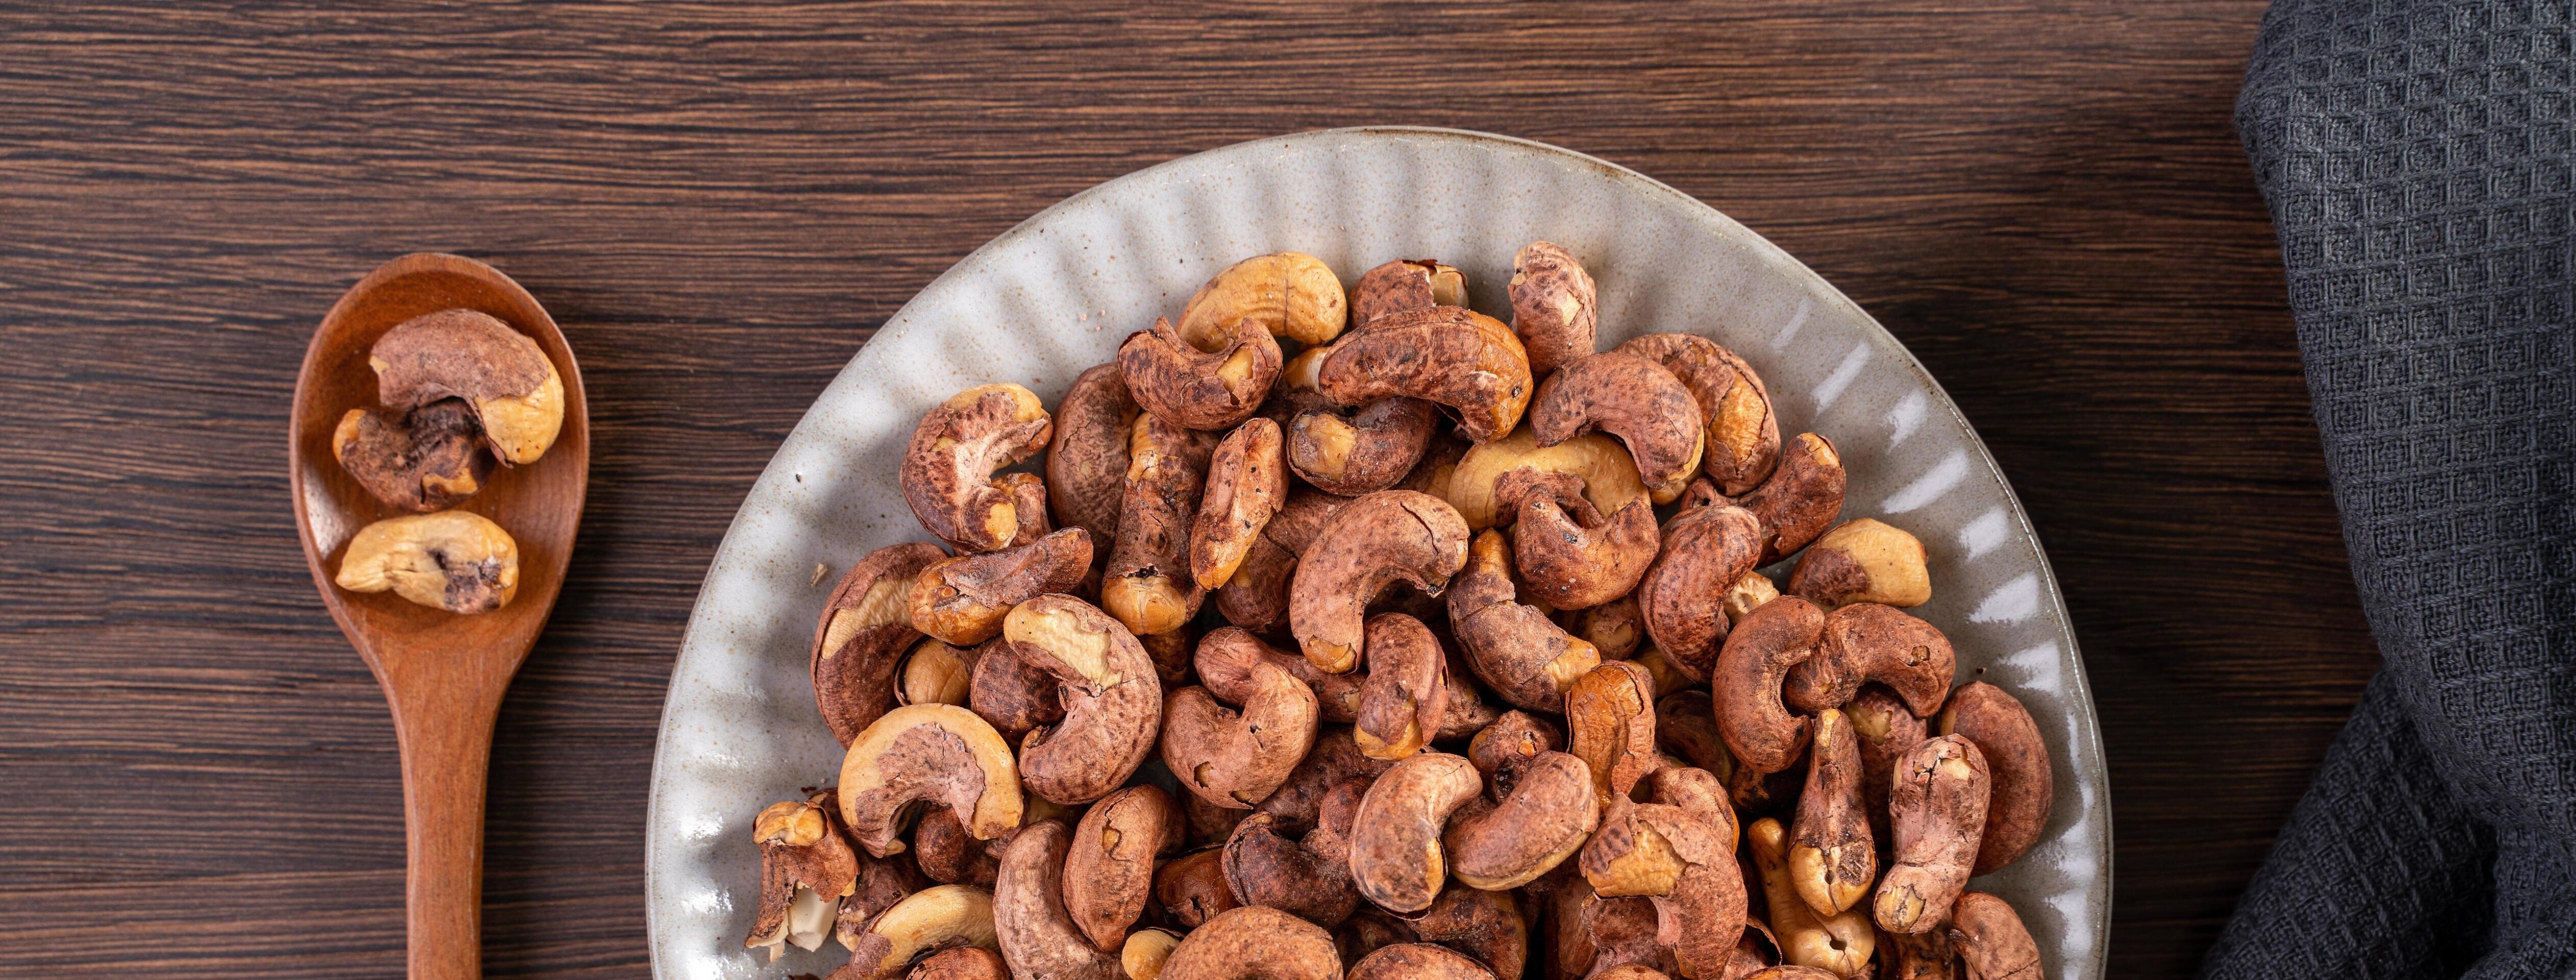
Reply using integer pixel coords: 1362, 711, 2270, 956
386, 668, 509, 980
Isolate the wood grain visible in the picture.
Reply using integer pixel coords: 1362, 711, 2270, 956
0, 3, 2362, 978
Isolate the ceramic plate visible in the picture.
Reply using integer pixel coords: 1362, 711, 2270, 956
646, 127, 2110, 980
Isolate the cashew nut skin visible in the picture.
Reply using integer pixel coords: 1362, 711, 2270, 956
1158, 905, 1343, 980
1154, 848, 1240, 929
993, 821, 1122, 980
1446, 427, 1650, 531
1587, 966, 1671, 980
1784, 602, 1955, 717
815, 542, 949, 745
1530, 351, 1706, 503
1047, 363, 1139, 547
1103, 413, 1219, 636
913, 804, 1002, 887
1222, 810, 1361, 927
1493, 467, 1659, 611
1637, 503, 1765, 682
1447, 529, 1601, 713
1193, 418, 1290, 590
1319, 305, 1534, 445
1443, 749, 1598, 890
1573, 893, 1677, 978
1575, 798, 1745, 979
1747, 818, 1873, 976
1351, 258, 1467, 328
1713, 596, 1825, 775
1507, 241, 1597, 381
1123, 315, 1283, 431
1006, 595, 1165, 804
1938, 683, 2053, 876
1123, 929, 1184, 980
1615, 333, 1780, 498
838, 703, 1025, 857
332, 401, 494, 512
1884, 927, 1963, 980
902, 383, 1053, 553
1789, 518, 1933, 609
1876, 736, 1992, 935
837, 885, 1002, 980
1059, 784, 1181, 951
1178, 252, 1349, 349
1845, 683, 1930, 843
1730, 433, 1845, 564
1288, 489, 1471, 674
896, 947, 1010, 980
367, 308, 564, 464
1349, 942, 1493, 980
1946, 892, 2043, 980
1351, 613, 1451, 761
1347, 750, 1483, 913
1411, 883, 1527, 979
1789, 709, 1876, 917
1566, 659, 1659, 808
1161, 666, 1322, 809
746, 792, 862, 959
911, 527, 1094, 647
333, 510, 520, 614
995, 472, 1054, 547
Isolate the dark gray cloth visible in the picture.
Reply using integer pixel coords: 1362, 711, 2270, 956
2210, 1, 2575, 977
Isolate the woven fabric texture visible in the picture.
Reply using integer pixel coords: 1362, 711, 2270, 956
2211, 1, 2574, 977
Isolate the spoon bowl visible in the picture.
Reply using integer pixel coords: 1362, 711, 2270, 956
289, 252, 587, 980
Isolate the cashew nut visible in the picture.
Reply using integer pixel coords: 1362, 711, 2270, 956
1884, 927, 1962, 980
1161, 664, 1321, 809
1445, 426, 1650, 531
1177, 252, 1349, 349
1287, 489, 1470, 674
1788, 709, 1876, 917
901, 383, 1054, 553
1158, 906, 1342, 980
1575, 798, 1745, 979
1005, 595, 1163, 804
837, 703, 1025, 857
1876, 735, 1991, 935
1447, 530, 1601, 713
1506, 241, 1597, 380
895, 947, 1010, 980
745, 792, 862, 960
367, 308, 564, 464
1746, 818, 1873, 976
1255, 725, 1397, 834
1566, 659, 1659, 807
1846, 683, 1931, 843
992, 821, 1121, 980
1489, 467, 1658, 611
332, 400, 494, 512
1222, 810, 1360, 927
1046, 363, 1138, 547
833, 838, 930, 952
1789, 518, 1931, 608
1213, 488, 1343, 633
995, 472, 1053, 547
1464, 709, 1563, 787
1351, 258, 1467, 328
1725, 571, 1780, 626
1561, 592, 1644, 660
1636, 503, 1765, 681
1122, 929, 1184, 980
1102, 413, 1218, 635
1947, 892, 2043, 980
1318, 305, 1534, 444
1615, 333, 1780, 497
840, 885, 1001, 980
1784, 603, 1955, 717
1411, 883, 1527, 979
1529, 351, 1705, 503
1731, 433, 1844, 564
1191, 418, 1289, 590
814, 543, 950, 744
1346, 750, 1482, 913
1573, 893, 1677, 978
1196, 627, 1365, 725
1063, 785, 1182, 950
1713, 596, 1825, 775
1349, 943, 1493, 980
1351, 613, 1451, 761
1154, 848, 1241, 929
334, 510, 519, 614
1443, 749, 1597, 890
1123, 315, 1283, 431
910, 528, 1093, 646
897, 638, 980, 708
1274, 345, 1442, 497
1937, 682, 2053, 876
912, 804, 1001, 887
1334, 906, 1419, 969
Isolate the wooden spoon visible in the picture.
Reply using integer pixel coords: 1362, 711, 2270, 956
288, 253, 588, 980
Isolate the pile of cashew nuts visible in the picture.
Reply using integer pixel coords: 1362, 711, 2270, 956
746, 249, 2059, 980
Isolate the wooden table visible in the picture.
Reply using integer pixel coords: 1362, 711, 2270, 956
0, 3, 2369, 977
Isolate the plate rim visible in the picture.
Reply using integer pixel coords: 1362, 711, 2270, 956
644, 124, 2111, 977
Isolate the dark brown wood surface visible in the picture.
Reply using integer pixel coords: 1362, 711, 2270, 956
0, 3, 2368, 977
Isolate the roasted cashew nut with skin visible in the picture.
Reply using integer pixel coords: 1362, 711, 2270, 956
813, 542, 947, 745
1160, 661, 1321, 810
1411, 883, 1528, 979
835, 885, 1001, 980
1790, 518, 1933, 609
1102, 414, 1218, 636
1576, 798, 1746, 979
888, 948, 1010, 980
334, 510, 519, 614
1287, 489, 1471, 674
1530, 351, 1706, 504
1154, 849, 1240, 930
1046, 363, 1138, 546
367, 308, 565, 464
1789, 709, 1876, 917
1350, 258, 1468, 328
1005, 595, 1164, 804
1190, 418, 1288, 591
1442, 748, 1598, 890
1063, 785, 1182, 951
1847, 683, 1931, 842
993, 821, 1122, 980
333, 399, 494, 512
1177, 252, 1349, 349
1616, 332, 1781, 497
1212, 488, 1342, 633
1221, 810, 1360, 927
1492, 467, 1659, 612
1748, 817, 1874, 976
1346, 750, 1483, 914
1507, 241, 1597, 381
836, 703, 1024, 857
1157, 906, 1343, 980
901, 383, 1053, 553
1446, 528, 1604, 713
745, 792, 861, 961
1713, 596, 1826, 775
1939, 682, 2054, 876
1318, 305, 1535, 445
910, 527, 1093, 647
1350, 612, 1452, 761
1784, 602, 1955, 716
1876, 735, 1992, 935
1636, 502, 1765, 682
1444, 427, 1650, 531
1194, 627, 1365, 725
1350, 943, 1495, 980
1122, 315, 1283, 431
1729, 432, 1845, 564
1566, 659, 1659, 808
1282, 346, 1441, 497
1948, 892, 2044, 980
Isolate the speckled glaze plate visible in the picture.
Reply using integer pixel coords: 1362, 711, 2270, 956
646, 127, 2110, 980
